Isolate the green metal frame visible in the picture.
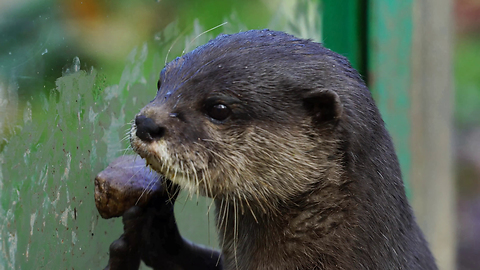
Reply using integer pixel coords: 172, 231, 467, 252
322, 0, 413, 196
322, 0, 368, 78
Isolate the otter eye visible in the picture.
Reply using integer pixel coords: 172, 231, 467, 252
207, 103, 231, 121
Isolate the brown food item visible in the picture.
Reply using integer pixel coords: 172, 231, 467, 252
94, 155, 164, 219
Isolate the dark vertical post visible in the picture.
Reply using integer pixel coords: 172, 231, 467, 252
322, 0, 368, 80
322, 0, 412, 196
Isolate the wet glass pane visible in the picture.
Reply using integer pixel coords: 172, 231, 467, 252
0, 0, 321, 268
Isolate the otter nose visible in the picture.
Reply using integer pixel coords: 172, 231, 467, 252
135, 115, 166, 142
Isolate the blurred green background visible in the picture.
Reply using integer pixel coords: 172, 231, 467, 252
0, 0, 319, 269
0, 0, 479, 269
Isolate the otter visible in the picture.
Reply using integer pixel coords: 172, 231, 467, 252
101, 30, 437, 270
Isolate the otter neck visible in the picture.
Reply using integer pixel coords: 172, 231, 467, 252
214, 181, 357, 270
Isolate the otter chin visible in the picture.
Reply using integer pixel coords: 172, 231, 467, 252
129, 29, 437, 270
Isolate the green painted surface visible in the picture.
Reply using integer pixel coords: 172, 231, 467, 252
0, 44, 217, 269
367, 0, 413, 196
322, 0, 413, 196
0, 68, 124, 269
322, 0, 367, 76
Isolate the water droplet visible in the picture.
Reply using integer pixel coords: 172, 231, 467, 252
62, 57, 81, 75
8, 52, 11, 55
72, 57, 80, 72
41, 49, 48, 55
24, 101, 32, 124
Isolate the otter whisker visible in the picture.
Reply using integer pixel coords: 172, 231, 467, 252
177, 186, 191, 212
116, 147, 132, 153
204, 167, 214, 199
181, 22, 228, 56
165, 27, 188, 66
253, 189, 269, 215
207, 193, 217, 216
235, 189, 245, 215
216, 197, 226, 230
120, 134, 130, 143
122, 163, 151, 185
194, 141, 242, 179
200, 176, 208, 199
216, 197, 227, 267
233, 196, 239, 270
164, 180, 174, 204
207, 198, 212, 247
135, 174, 159, 206
165, 163, 171, 180
146, 175, 161, 194
242, 193, 258, 223
189, 160, 200, 202
222, 197, 230, 263
173, 165, 178, 181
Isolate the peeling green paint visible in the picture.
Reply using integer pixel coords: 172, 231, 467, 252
1, 68, 123, 269
368, 0, 413, 196
0, 46, 167, 268
0, 27, 223, 268
322, 0, 413, 197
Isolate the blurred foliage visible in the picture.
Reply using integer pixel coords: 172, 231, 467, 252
454, 34, 480, 127
0, 0, 276, 105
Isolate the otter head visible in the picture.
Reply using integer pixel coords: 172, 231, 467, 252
130, 30, 350, 212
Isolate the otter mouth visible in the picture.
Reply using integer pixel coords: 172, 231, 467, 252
131, 133, 206, 196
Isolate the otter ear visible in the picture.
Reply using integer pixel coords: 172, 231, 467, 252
303, 89, 343, 123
